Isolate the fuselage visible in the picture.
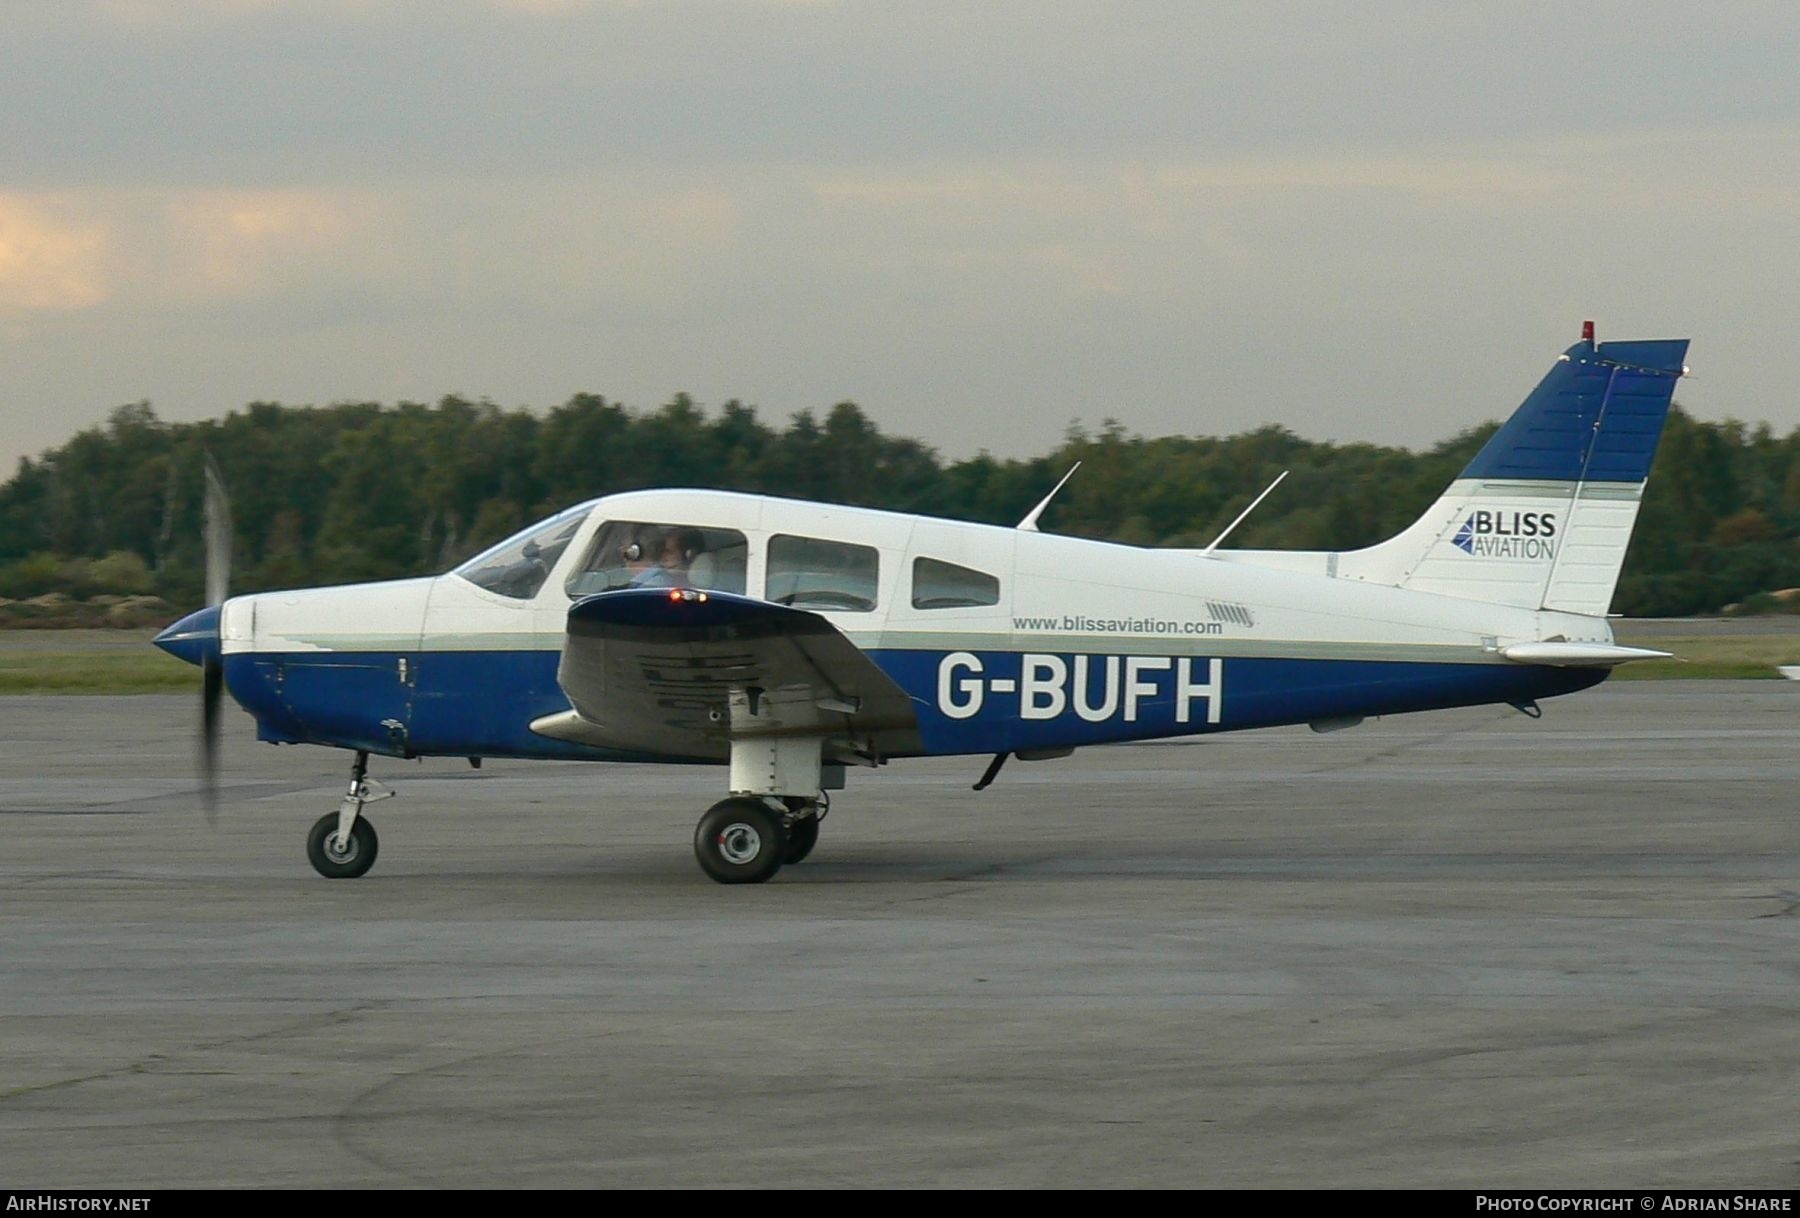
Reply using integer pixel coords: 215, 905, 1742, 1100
160, 488, 1614, 763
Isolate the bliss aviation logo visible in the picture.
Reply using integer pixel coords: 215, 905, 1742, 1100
1452, 510, 1558, 559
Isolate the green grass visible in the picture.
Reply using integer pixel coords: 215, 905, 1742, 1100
1606, 635, 1800, 680
0, 649, 199, 694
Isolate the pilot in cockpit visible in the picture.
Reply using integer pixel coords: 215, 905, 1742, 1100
620, 529, 660, 585
629, 527, 705, 588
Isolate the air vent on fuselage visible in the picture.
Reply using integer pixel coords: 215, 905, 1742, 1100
1207, 600, 1255, 628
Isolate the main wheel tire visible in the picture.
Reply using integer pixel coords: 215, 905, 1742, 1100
783, 815, 820, 864
694, 798, 786, 884
306, 812, 379, 879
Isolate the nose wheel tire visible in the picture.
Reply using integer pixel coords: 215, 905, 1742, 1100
306, 813, 379, 879
694, 798, 786, 884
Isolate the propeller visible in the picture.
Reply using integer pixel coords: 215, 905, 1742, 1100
200, 451, 233, 820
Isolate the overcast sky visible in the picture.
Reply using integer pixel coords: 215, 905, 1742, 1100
4, 0, 1797, 476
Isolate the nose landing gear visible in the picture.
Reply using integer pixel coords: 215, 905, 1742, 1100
305, 750, 392, 879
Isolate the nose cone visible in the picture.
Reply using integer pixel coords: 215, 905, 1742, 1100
153, 604, 222, 667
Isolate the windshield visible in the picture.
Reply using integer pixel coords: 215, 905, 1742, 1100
453, 503, 593, 600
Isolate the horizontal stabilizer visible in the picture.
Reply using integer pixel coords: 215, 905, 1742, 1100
1499, 641, 1671, 667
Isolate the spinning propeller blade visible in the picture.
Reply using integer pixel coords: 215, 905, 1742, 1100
199, 452, 233, 822
203, 452, 232, 608
201, 652, 223, 821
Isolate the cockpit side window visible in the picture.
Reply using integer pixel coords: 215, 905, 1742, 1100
566, 521, 749, 597
453, 510, 587, 600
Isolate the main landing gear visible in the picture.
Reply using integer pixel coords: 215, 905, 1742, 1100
305, 750, 392, 879
693, 795, 826, 885
693, 690, 840, 884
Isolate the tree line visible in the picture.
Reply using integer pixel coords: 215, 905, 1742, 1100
2, 393, 1797, 617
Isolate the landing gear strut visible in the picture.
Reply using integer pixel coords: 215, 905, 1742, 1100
305, 750, 391, 879
780, 792, 827, 865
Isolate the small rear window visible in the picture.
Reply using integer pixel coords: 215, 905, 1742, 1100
911, 557, 1000, 609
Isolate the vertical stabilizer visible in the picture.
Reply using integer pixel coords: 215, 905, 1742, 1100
1337, 328, 1688, 615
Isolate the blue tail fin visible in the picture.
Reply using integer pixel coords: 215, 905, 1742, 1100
1460, 336, 1688, 483
1343, 329, 1689, 615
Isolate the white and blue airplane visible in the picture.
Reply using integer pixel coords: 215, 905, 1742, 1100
155, 325, 1689, 883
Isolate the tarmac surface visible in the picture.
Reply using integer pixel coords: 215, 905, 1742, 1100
2, 682, 1797, 1189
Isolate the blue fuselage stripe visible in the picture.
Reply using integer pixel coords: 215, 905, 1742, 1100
224, 647, 1604, 761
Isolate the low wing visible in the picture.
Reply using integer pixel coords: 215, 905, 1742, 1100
530, 588, 923, 762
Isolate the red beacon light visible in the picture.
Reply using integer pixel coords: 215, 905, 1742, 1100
1581, 319, 1595, 343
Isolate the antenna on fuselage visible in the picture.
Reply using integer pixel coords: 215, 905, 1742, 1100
1016, 462, 1081, 532
1201, 470, 1288, 556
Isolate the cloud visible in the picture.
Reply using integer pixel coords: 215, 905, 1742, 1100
1144, 152, 1566, 206
0, 187, 362, 324
87, 0, 326, 24
0, 195, 110, 314
164, 191, 351, 296
1140, 128, 1800, 220
478, 0, 841, 10
5, 122, 1799, 476
802, 128, 1800, 284
0, 175, 753, 330
84, 0, 832, 22
811, 128, 1800, 226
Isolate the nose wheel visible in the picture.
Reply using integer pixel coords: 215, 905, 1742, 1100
305, 749, 391, 879
307, 812, 379, 878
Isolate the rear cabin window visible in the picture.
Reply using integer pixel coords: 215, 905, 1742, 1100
566, 521, 749, 597
767, 535, 879, 612
911, 557, 1000, 610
